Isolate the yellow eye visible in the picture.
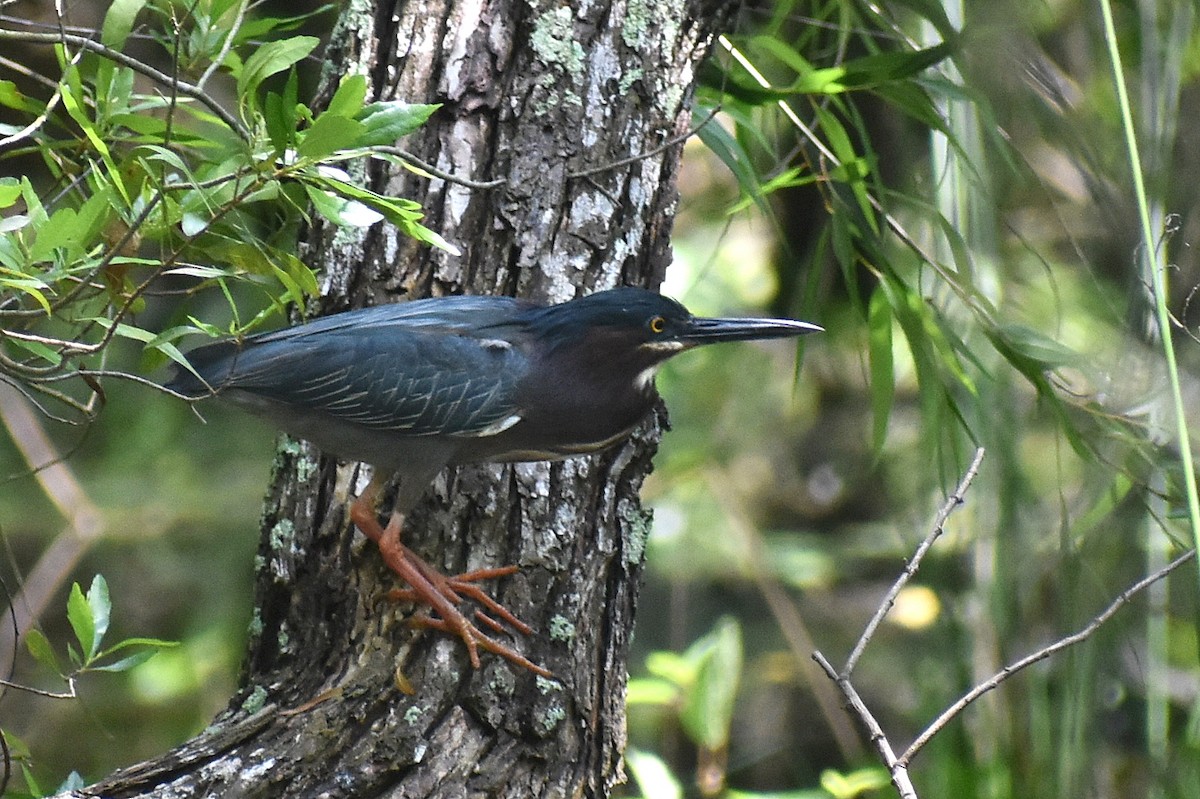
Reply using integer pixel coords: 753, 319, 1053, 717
648, 316, 666, 334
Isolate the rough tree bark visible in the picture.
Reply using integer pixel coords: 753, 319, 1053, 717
73, 0, 735, 796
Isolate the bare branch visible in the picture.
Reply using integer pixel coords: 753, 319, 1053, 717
811, 450, 986, 798
566, 107, 720, 180
844, 447, 985, 676
373, 146, 507, 190
0, 383, 106, 672
898, 547, 1196, 767
812, 651, 919, 799
0, 675, 77, 699
197, 0, 249, 91
0, 28, 249, 140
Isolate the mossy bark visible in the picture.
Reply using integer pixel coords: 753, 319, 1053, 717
78, 0, 734, 796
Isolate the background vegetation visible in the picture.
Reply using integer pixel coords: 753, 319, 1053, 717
1, 0, 1199, 797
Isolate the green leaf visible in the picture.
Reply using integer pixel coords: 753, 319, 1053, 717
644, 651, 694, 684
303, 183, 384, 227
679, 617, 742, 750
325, 74, 369, 119
626, 748, 683, 799
819, 767, 891, 799
87, 574, 112, 655
59, 66, 130, 205
19, 174, 47, 226
29, 192, 113, 263
813, 104, 875, 231
238, 36, 319, 103
29, 207, 81, 263
87, 317, 157, 344
98, 635, 180, 655
724, 790, 828, 799
20, 763, 43, 798
235, 4, 337, 39
0, 79, 40, 113
265, 69, 301, 154
626, 677, 679, 706
356, 101, 439, 146
996, 323, 1081, 369
867, 286, 894, 454
25, 628, 61, 674
90, 649, 158, 673
297, 113, 364, 160
67, 582, 97, 663
100, 0, 147, 49
694, 106, 769, 217
275, 251, 320, 298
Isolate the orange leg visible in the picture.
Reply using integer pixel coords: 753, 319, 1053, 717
349, 480, 551, 678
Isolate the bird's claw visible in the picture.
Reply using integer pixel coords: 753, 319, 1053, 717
386, 561, 533, 636
352, 497, 549, 677
407, 613, 553, 678
381, 546, 547, 676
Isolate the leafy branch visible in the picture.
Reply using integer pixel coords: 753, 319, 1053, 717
8, 575, 177, 697
0, 2, 449, 424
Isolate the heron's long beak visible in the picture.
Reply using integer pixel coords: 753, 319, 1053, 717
679, 315, 823, 344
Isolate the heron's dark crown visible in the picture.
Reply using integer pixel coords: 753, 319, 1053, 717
520, 287, 691, 351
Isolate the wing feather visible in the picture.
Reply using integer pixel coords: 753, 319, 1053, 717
184, 323, 527, 438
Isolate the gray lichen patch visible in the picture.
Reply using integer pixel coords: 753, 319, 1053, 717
241, 684, 270, 715
548, 614, 576, 642
530, 6, 585, 110
620, 499, 652, 565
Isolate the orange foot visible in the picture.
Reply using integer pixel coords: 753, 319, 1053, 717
349, 494, 552, 679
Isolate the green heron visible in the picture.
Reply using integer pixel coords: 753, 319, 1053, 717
168, 286, 821, 675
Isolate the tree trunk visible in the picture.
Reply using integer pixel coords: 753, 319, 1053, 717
76, 0, 733, 796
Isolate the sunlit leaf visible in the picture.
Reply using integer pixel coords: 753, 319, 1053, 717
325, 74, 369, 119
356, 101, 439, 146
626, 677, 679, 706
87, 574, 112, 656
304, 184, 384, 227
67, 581, 97, 663
820, 767, 891, 799
0, 79, 39, 113
298, 113, 364, 160
626, 748, 683, 799
0, 176, 21, 207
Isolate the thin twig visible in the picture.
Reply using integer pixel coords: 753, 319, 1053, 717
0, 675, 77, 699
0, 28, 249, 139
0, 382, 106, 670
0, 47, 73, 148
812, 651, 919, 799
197, 0, 248, 90
898, 547, 1196, 767
373, 146, 507, 190
843, 447, 985, 676
566, 107, 721, 180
